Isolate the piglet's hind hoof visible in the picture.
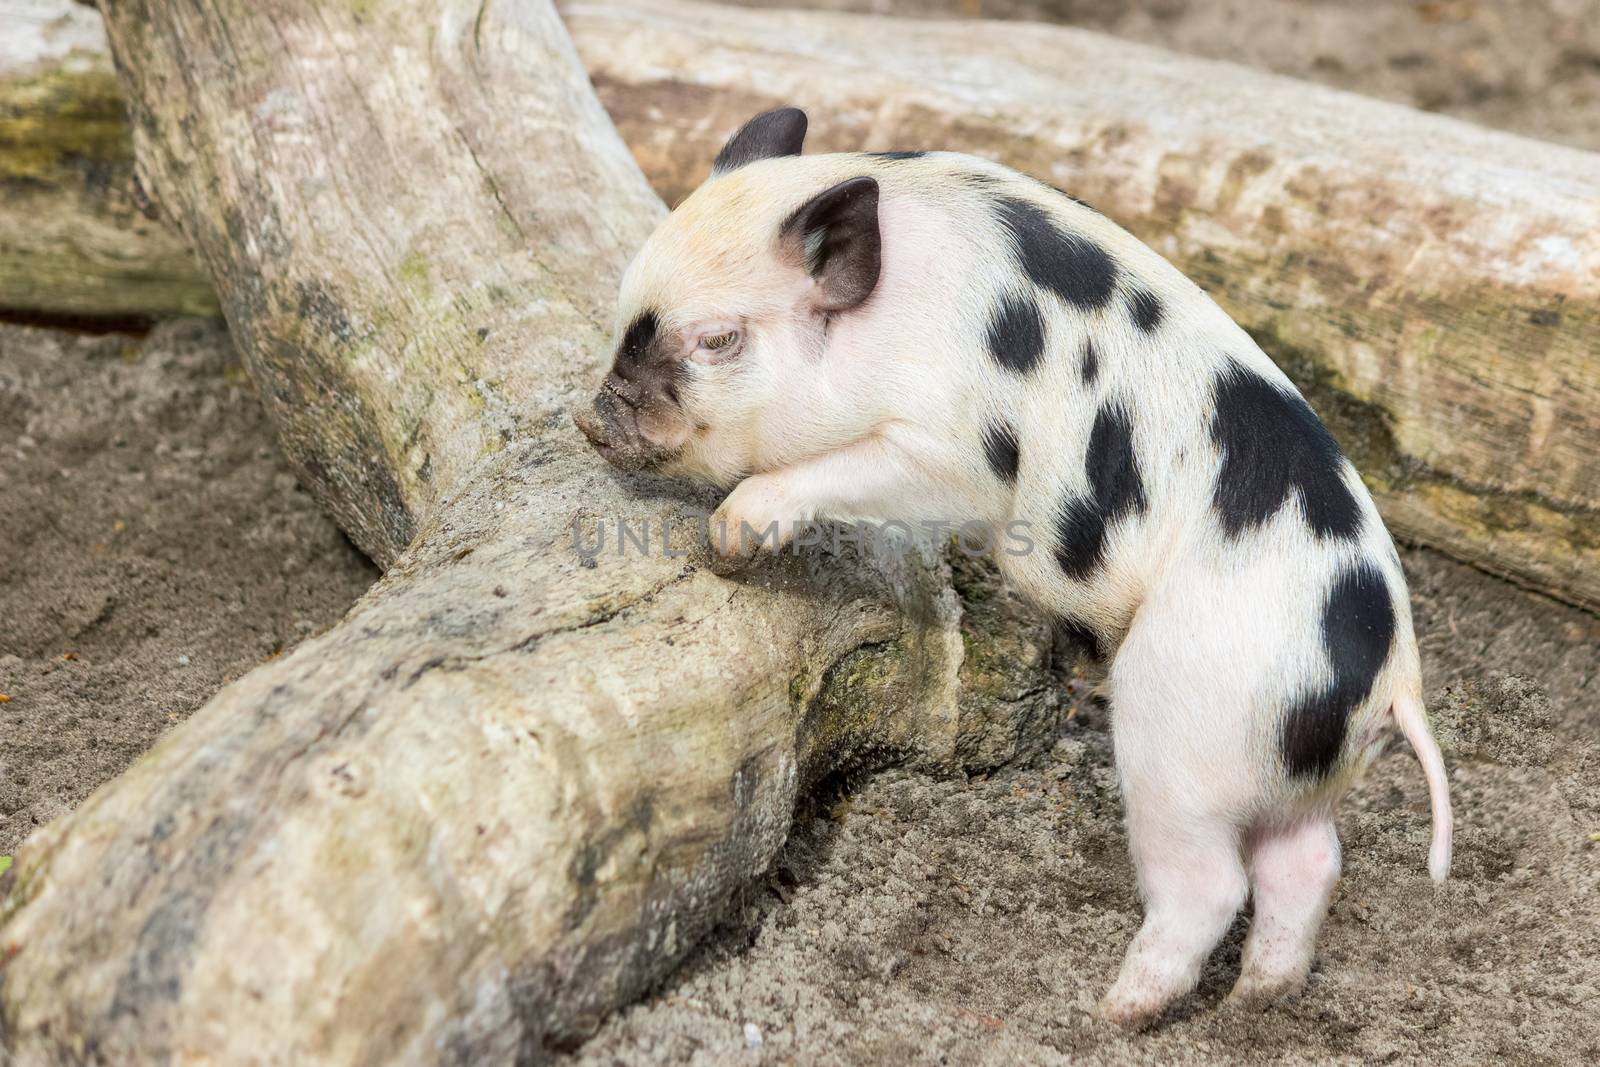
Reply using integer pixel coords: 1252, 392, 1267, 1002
1096, 993, 1165, 1032
1224, 974, 1304, 1011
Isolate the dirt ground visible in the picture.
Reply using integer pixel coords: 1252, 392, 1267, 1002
0, 320, 376, 854
2, 0, 1598, 1062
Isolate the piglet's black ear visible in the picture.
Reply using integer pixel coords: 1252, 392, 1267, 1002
780, 176, 881, 312
712, 107, 808, 175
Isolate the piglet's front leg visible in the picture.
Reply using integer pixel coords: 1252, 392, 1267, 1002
708, 434, 912, 573
708, 473, 813, 570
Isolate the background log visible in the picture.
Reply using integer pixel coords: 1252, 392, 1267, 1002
4, 2, 1596, 611
0, 0, 214, 321
561, 0, 1600, 613
0, 1, 1054, 1063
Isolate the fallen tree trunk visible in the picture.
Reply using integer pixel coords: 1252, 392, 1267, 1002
0, 0, 214, 321
562, 0, 1600, 612
12, 0, 1596, 610
0, 1, 1053, 1063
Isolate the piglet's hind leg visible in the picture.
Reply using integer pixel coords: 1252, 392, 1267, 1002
1098, 784, 1249, 1028
1098, 597, 1264, 1028
1228, 816, 1341, 1007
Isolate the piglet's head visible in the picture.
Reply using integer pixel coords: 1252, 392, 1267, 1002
573, 106, 881, 484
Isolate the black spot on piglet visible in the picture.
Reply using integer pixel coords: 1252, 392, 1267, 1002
868, 150, 926, 160
1281, 561, 1396, 778
985, 292, 1046, 374
1054, 401, 1146, 579
1084, 404, 1146, 517
616, 310, 660, 368
1081, 340, 1100, 385
994, 197, 1118, 312
1054, 497, 1107, 582
982, 420, 1021, 484
1209, 359, 1362, 541
1127, 286, 1165, 332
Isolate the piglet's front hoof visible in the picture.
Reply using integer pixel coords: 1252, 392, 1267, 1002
700, 524, 761, 575
701, 537, 758, 577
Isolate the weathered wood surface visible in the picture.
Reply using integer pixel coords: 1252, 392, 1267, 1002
0, 0, 214, 320
560, 0, 1600, 612
0, 1, 1054, 1063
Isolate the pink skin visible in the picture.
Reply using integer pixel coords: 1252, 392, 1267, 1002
1099, 813, 1343, 1026
1095, 561, 1354, 1027
1233, 818, 1343, 1005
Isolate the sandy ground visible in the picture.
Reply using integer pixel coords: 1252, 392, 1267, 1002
2, 0, 1597, 1062
0, 320, 376, 854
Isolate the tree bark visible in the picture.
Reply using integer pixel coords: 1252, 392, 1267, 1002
0, 0, 215, 321
561, 0, 1600, 613
0, 2, 1054, 1063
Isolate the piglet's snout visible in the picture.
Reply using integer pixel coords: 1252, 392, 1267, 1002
573, 378, 678, 472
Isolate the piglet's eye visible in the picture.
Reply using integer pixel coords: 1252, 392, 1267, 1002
699, 330, 739, 351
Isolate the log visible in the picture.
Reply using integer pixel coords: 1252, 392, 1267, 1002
559, 0, 1600, 613
6, 3, 1597, 610
0, 1, 1054, 1063
0, 0, 214, 321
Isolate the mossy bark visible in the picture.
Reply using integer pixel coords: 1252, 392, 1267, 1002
0, 0, 214, 320
0, 2, 1053, 1064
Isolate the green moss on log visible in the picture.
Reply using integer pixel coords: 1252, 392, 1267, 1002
949, 550, 1058, 772
0, 62, 129, 184
0, 52, 218, 321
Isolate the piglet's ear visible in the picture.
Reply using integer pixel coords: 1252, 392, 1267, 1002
712, 107, 808, 175
780, 176, 881, 312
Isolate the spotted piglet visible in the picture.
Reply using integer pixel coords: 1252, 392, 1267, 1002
573, 108, 1453, 1026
